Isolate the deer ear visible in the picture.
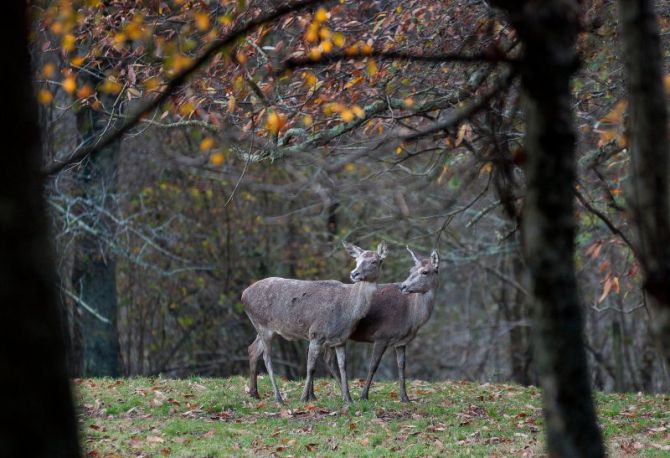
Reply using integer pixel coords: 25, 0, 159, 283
342, 241, 363, 258
377, 241, 388, 259
431, 250, 440, 268
406, 246, 421, 266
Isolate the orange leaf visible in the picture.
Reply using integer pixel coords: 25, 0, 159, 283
37, 89, 53, 105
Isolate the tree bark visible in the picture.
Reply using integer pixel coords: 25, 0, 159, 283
508, 240, 534, 386
491, 1, 605, 456
0, 2, 80, 456
618, 0, 670, 369
72, 97, 121, 377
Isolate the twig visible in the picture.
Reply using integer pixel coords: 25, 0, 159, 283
60, 287, 111, 325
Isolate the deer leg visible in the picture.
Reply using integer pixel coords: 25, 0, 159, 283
301, 339, 322, 402
395, 345, 410, 403
334, 345, 353, 403
324, 347, 341, 384
361, 340, 388, 400
260, 333, 284, 405
248, 335, 263, 399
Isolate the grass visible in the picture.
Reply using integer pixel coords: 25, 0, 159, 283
77, 376, 669, 457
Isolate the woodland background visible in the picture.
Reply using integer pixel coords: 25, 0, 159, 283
31, 0, 669, 395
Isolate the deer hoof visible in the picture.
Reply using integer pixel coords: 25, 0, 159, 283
249, 390, 260, 399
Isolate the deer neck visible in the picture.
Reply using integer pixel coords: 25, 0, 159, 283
351, 280, 377, 321
410, 288, 436, 329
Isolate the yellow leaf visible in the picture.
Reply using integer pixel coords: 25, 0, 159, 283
345, 43, 359, 56
210, 152, 225, 166
42, 63, 56, 78
266, 111, 287, 134
218, 15, 233, 26
352, 105, 365, 118
403, 97, 414, 108
76, 84, 93, 99
480, 162, 493, 176
37, 89, 53, 105
144, 77, 160, 91
340, 109, 354, 122
70, 56, 85, 67
302, 71, 317, 87
179, 101, 196, 116
321, 40, 333, 53
664, 74, 670, 94
62, 34, 76, 53
200, 137, 215, 151
113, 32, 126, 45
305, 22, 319, 43
361, 42, 373, 56
62, 76, 76, 94
344, 76, 363, 89
319, 27, 331, 40
227, 96, 236, 113
195, 12, 210, 31
309, 47, 322, 60
236, 51, 247, 65
303, 114, 313, 126
366, 59, 378, 76
99, 77, 122, 95
395, 145, 403, 155
332, 32, 345, 47
314, 7, 328, 23
344, 162, 356, 173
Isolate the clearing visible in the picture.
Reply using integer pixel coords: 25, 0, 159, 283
77, 376, 669, 457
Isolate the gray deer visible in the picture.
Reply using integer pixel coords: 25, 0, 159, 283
324, 247, 439, 402
242, 241, 388, 404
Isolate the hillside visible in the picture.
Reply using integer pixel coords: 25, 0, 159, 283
77, 377, 669, 457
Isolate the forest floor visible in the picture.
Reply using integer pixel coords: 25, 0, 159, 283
77, 376, 669, 457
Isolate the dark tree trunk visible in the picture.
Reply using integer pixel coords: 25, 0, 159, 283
491, 1, 605, 456
72, 101, 121, 377
0, 2, 80, 456
618, 0, 670, 369
508, 242, 534, 386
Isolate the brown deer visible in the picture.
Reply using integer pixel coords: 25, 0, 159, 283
242, 241, 388, 404
324, 247, 439, 402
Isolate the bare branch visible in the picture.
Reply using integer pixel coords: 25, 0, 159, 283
277, 48, 518, 74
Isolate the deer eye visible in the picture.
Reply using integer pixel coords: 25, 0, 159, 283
421, 270, 428, 275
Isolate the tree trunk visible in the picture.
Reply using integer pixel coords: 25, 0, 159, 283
508, 241, 534, 386
491, 1, 605, 456
618, 0, 670, 369
0, 2, 80, 456
73, 103, 121, 377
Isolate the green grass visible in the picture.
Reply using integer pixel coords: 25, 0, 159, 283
76, 376, 669, 457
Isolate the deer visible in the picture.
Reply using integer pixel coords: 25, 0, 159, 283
242, 241, 388, 404
323, 246, 439, 402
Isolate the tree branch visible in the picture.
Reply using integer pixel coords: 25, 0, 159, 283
277, 48, 517, 74
42, 0, 322, 177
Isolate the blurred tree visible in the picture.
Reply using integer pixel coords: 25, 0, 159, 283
490, 0, 604, 455
618, 0, 670, 369
0, 1, 80, 456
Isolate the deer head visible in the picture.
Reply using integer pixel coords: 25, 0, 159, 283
399, 246, 440, 294
343, 240, 388, 283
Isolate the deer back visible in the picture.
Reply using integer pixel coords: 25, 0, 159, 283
243, 277, 376, 341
